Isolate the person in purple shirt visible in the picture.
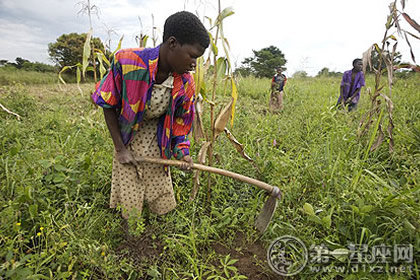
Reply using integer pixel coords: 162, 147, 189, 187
336, 58, 365, 111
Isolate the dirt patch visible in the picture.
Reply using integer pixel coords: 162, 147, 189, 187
212, 232, 280, 280
115, 223, 164, 268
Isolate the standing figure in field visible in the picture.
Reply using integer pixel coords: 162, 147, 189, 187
336, 58, 365, 111
270, 68, 287, 112
91, 11, 209, 219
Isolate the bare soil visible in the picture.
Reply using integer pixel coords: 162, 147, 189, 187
211, 232, 280, 280
115, 221, 280, 279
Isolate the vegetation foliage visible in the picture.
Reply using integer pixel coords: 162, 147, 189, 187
0, 0, 419, 279
0, 72, 418, 279
236, 45, 287, 78
48, 33, 106, 72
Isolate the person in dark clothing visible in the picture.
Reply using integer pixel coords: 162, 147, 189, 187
336, 58, 365, 112
270, 68, 287, 112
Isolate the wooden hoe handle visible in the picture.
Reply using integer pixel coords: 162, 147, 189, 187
136, 156, 281, 198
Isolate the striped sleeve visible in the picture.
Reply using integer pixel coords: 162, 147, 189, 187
172, 76, 195, 159
91, 57, 122, 109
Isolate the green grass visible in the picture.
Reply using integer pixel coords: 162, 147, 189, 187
0, 67, 88, 86
0, 68, 60, 85
0, 74, 419, 279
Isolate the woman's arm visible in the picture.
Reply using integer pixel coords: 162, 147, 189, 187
103, 108, 135, 164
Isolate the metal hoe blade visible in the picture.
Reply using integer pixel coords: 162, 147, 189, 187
254, 187, 281, 233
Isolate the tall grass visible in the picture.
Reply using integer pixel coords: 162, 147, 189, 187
0, 68, 81, 86
0, 74, 418, 279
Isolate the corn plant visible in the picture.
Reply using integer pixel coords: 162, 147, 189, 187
58, 29, 123, 94
359, 0, 419, 151
58, 0, 123, 94
135, 16, 149, 48
353, 0, 419, 188
191, 2, 257, 201
77, 0, 99, 82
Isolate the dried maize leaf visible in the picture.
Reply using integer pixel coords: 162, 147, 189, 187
214, 98, 233, 138
402, 13, 420, 33
224, 128, 253, 162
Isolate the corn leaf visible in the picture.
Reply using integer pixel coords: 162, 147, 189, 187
142, 35, 149, 47
205, 16, 213, 27
224, 128, 253, 162
370, 125, 384, 151
216, 57, 227, 78
362, 45, 374, 73
96, 53, 106, 80
58, 65, 74, 84
193, 56, 204, 94
404, 32, 416, 63
374, 43, 381, 54
214, 7, 234, 27
385, 15, 393, 29
94, 48, 111, 67
110, 35, 124, 58
193, 94, 206, 141
230, 77, 238, 126
208, 32, 218, 56
405, 30, 420, 40
402, 12, 420, 33
82, 28, 93, 79
214, 98, 233, 138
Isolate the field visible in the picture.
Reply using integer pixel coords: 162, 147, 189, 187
0, 72, 419, 279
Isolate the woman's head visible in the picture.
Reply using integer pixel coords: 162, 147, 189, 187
163, 11, 210, 49
161, 11, 209, 74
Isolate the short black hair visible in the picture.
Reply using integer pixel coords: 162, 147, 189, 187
353, 58, 362, 66
163, 11, 210, 48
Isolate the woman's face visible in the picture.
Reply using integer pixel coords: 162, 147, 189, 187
168, 39, 206, 74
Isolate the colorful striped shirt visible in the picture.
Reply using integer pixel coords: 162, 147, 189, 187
91, 45, 195, 160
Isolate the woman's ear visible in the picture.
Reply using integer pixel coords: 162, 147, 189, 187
167, 36, 178, 50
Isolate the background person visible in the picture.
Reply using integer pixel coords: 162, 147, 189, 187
270, 68, 287, 112
336, 58, 365, 111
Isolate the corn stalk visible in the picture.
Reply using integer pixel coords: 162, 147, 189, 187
353, 0, 418, 189
191, 3, 255, 201
77, 0, 99, 83
359, 0, 418, 154
60, 1, 125, 92
135, 16, 149, 48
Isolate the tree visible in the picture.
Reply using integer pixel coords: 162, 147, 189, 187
15, 57, 30, 69
48, 33, 105, 71
292, 71, 308, 78
233, 66, 252, 77
240, 45, 287, 78
316, 67, 342, 77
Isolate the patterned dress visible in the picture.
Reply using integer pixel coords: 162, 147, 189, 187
110, 76, 176, 218
91, 46, 196, 218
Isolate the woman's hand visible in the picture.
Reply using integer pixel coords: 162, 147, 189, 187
180, 155, 194, 170
116, 148, 136, 165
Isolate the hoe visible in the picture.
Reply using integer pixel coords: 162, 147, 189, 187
136, 156, 282, 234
